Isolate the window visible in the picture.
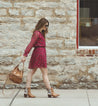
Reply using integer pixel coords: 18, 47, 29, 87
77, 0, 98, 49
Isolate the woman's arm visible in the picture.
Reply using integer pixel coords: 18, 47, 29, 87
23, 31, 40, 57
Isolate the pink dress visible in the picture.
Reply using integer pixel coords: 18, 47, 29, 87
23, 30, 47, 69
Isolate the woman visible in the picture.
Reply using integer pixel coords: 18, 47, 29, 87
21, 18, 60, 98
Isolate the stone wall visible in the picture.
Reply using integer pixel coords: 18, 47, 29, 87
0, 0, 98, 89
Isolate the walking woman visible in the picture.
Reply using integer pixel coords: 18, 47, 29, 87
21, 18, 60, 98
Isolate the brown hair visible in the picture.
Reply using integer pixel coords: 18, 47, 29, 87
32, 18, 49, 39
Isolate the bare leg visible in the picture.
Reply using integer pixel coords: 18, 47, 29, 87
39, 67, 60, 98
39, 67, 51, 90
26, 68, 37, 88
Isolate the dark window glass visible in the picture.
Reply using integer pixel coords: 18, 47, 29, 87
79, 0, 98, 46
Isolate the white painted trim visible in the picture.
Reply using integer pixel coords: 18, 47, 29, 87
79, 46, 98, 49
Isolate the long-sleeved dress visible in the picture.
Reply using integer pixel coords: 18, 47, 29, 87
23, 30, 47, 69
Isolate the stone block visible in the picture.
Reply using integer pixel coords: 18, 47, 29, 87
46, 39, 63, 48
9, 9, 20, 16
55, 9, 66, 16
21, 9, 34, 16
36, 9, 53, 17
46, 48, 58, 56
0, 1, 12, 8
0, 9, 7, 15
58, 50, 75, 56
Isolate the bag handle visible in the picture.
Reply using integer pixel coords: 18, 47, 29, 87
14, 61, 24, 71
19, 61, 24, 72
2, 62, 24, 95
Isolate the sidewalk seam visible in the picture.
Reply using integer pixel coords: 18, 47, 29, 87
86, 90, 91, 106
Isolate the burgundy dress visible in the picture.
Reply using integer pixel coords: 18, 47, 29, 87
23, 30, 47, 69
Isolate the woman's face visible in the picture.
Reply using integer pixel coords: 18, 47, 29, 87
42, 22, 49, 32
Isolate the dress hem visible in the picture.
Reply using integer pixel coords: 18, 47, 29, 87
28, 66, 47, 69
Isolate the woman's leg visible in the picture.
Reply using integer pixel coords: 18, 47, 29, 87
39, 67, 60, 98
26, 68, 37, 88
39, 67, 51, 90
24, 68, 37, 98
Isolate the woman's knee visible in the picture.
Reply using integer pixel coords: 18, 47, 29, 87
40, 67, 48, 76
31, 68, 37, 74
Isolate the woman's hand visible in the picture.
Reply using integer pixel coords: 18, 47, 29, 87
21, 55, 26, 63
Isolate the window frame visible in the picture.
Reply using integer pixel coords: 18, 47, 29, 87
76, 0, 98, 50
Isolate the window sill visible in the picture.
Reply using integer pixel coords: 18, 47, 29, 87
79, 46, 98, 49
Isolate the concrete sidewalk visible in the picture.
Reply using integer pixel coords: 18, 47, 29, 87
0, 89, 98, 106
